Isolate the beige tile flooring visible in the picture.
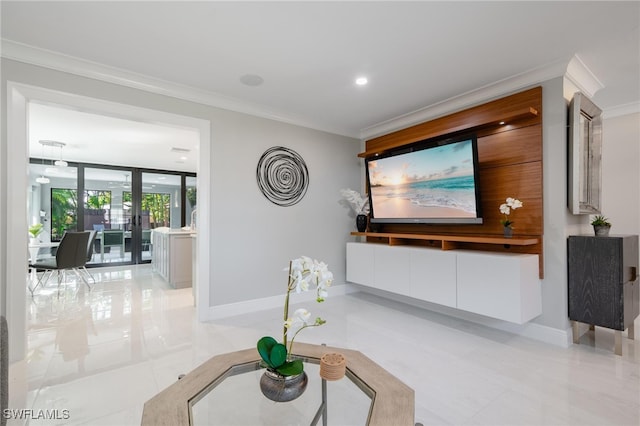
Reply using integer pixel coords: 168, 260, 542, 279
9, 264, 640, 425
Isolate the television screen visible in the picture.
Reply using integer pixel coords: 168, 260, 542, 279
366, 135, 482, 224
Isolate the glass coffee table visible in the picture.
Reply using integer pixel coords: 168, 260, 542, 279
141, 343, 414, 426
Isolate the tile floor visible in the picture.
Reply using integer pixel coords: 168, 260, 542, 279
9, 264, 640, 425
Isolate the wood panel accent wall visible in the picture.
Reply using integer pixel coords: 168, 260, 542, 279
362, 87, 544, 276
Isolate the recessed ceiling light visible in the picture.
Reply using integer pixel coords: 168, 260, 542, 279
355, 77, 368, 86
240, 74, 264, 87
499, 121, 506, 125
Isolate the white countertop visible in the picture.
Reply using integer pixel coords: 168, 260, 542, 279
152, 227, 195, 235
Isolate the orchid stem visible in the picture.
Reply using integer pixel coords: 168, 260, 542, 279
288, 323, 320, 355
283, 260, 292, 349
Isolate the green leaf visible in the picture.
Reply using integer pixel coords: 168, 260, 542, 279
257, 336, 277, 367
269, 343, 287, 368
276, 359, 304, 376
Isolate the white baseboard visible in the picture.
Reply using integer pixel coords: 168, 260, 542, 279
197, 284, 571, 347
485, 317, 572, 348
199, 283, 357, 321
351, 286, 572, 348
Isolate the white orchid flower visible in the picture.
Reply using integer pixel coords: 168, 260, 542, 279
317, 287, 329, 301
293, 308, 311, 324
298, 278, 310, 293
300, 256, 313, 270
284, 308, 312, 335
290, 258, 303, 273
499, 196, 524, 228
279, 256, 333, 351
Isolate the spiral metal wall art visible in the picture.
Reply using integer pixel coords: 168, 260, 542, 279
256, 146, 309, 207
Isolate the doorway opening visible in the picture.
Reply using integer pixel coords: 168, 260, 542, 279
7, 82, 212, 365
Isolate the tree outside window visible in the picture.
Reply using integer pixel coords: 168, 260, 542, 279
84, 190, 111, 230
123, 191, 170, 228
51, 189, 113, 240
51, 188, 78, 241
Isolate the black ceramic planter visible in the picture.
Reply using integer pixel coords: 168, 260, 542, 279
356, 214, 368, 232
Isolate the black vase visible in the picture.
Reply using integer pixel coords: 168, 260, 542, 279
356, 214, 368, 232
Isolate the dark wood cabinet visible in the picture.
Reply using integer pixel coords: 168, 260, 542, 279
568, 235, 639, 355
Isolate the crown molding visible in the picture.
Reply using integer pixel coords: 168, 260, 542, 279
1, 39, 352, 137
5, 39, 623, 139
602, 101, 640, 119
359, 58, 571, 141
565, 54, 605, 99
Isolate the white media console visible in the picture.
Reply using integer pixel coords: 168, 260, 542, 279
346, 242, 542, 324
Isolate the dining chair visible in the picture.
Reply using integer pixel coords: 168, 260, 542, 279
100, 230, 125, 262
141, 229, 151, 253
76, 230, 98, 284
29, 231, 90, 295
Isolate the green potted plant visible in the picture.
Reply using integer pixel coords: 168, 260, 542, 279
257, 256, 333, 402
591, 215, 611, 236
28, 223, 44, 242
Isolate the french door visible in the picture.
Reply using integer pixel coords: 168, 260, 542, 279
31, 159, 196, 267
83, 167, 190, 265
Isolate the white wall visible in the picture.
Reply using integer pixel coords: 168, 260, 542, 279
1, 58, 361, 360
539, 77, 573, 333
209, 109, 363, 305
601, 112, 640, 236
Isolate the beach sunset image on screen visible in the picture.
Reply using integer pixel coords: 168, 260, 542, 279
367, 138, 480, 222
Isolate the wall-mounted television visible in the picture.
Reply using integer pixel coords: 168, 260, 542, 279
365, 135, 482, 225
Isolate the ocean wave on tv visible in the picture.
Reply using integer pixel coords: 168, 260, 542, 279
409, 196, 476, 214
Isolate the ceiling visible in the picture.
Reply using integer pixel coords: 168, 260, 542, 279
28, 102, 200, 172
2, 1, 639, 170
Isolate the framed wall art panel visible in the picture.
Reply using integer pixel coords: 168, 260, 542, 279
568, 92, 603, 215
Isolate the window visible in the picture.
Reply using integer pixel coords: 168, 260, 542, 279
50, 188, 78, 241
123, 191, 171, 228
84, 189, 112, 230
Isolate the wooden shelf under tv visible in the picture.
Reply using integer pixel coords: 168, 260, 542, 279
350, 231, 539, 250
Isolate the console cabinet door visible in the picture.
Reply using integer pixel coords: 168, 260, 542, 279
457, 251, 541, 324
374, 245, 411, 296
410, 249, 456, 308
346, 242, 374, 286
568, 235, 639, 330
